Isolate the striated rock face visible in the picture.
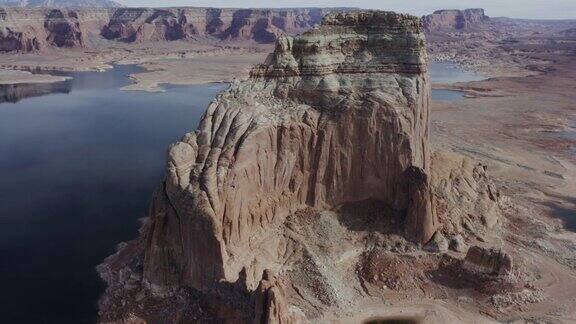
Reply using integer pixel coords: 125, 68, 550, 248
101, 8, 331, 44
141, 10, 433, 295
0, 7, 335, 52
0, 7, 112, 51
422, 8, 489, 32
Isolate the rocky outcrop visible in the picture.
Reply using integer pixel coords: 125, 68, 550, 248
465, 246, 513, 275
101, 8, 331, 44
141, 10, 432, 295
253, 270, 296, 324
431, 151, 501, 237
44, 9, 83, 47
422, 9, 489, 32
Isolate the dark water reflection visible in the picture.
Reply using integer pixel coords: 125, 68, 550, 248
0, 65, 227, 323
0, 79, 72, 103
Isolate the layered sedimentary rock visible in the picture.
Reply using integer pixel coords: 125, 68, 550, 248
141, 10, 433, 295
101, 8, 330, 44
0, 7, 112, 51
422, 8, 489, 32
0, 7, 334, 52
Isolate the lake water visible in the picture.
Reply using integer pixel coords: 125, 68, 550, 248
429, 62, 486, 101
431, 89, 466, 101
0, 65, 227, 323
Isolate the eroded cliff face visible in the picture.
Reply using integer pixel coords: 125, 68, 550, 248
0, 7, 112, 51
0, 7, 333, 52
142, 10, 432, 295
422, 8, 489, 32
101, 8, 330, 44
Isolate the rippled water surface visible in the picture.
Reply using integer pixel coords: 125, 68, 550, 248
0, 65, 227, 323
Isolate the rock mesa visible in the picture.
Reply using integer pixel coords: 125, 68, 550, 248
142, 10, 434, 295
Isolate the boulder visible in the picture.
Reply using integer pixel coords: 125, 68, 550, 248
425, 231, 449, 253
465, 246, 513, 275
449, 234, 468, 253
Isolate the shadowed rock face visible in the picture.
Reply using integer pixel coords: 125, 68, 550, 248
44, 9, 84, 47
141, 10, 434, 295
422, 8, 489, 32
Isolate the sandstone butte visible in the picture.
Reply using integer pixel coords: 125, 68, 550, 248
148, 9, 431, 290
99, 10, 502, 323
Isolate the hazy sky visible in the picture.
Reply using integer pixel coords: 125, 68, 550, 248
116, 0, 576, 19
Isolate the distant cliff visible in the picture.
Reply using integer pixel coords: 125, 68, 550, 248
422, 8, 489, 32
0, 7, 111, 51
0, 7, 495, 53
0, 0, 121, 7
101, 8, 329, 43
0, 7, 343, 52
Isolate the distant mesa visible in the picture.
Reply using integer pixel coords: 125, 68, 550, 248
0, 7, 345, 52
101, 8, 331, 44
422, 8, 489, 32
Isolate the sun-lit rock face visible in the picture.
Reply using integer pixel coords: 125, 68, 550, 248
141, 10, 434, 295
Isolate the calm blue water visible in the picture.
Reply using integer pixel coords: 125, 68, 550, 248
0, 65, 227, 324
429, 62, 486, 84
429, 62, 485, 101
432, 89, 466, 101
